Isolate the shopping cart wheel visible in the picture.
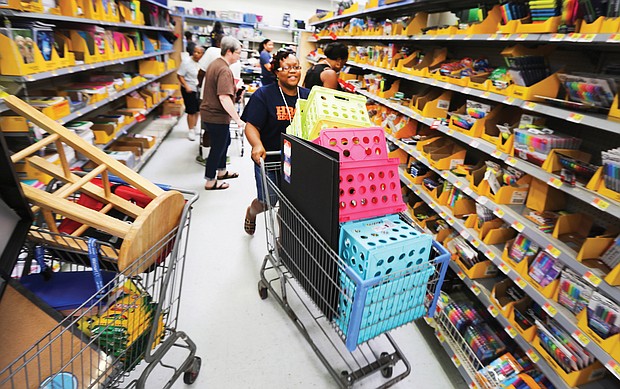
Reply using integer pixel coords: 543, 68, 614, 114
380, 352, 393, 378
258, 280, 268, 300
183, 356, 202, 385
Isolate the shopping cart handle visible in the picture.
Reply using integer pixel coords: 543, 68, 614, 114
265, 150, 281, 156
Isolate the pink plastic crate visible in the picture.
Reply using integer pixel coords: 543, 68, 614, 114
314, 127, 388, 162
339, 158, 406, 222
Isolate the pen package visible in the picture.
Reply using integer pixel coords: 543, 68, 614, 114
557, 269, 594, 315
586, 291, 620, 339
508, 233, 540, 264
528, 251, 562, 288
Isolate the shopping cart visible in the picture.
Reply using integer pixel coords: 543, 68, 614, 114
256, 153, 450, 388
0, 187, 201, 389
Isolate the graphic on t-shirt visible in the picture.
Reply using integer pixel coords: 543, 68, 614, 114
276, 106, 296, 121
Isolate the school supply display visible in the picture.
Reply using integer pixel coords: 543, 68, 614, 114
476, 353, 524, 386
483, 161, 526, 196
535, 318, 595, 373
528, 251, 562, 288
446, 236, 480, 268
438, 58, 492, 80
508, 233, 541, 264
528, 0, 561, 23
506, 55, 550, 87
409, 160, 430, 178
522, 209, 563, 233
556, 73, 617, 110
600, 235, 620, 270
557, 268, 594, 315
514, 128, 582, 165
499, 2, 530, 23
449, 100, 492, 131
602, 147, 620, 194
586, 291, 620, 339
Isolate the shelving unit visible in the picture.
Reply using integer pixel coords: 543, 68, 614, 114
308, 2, 620, 388
0, 0, 182, 175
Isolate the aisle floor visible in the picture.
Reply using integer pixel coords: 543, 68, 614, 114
135, 116, 467, 388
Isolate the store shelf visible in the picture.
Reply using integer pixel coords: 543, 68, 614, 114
445, 262, 572, 389
399, 168, 620, 382
347, 61, 620, 136
431, 323, 480, 389
310, 0, 416, 26
55, 67, 176, 125
175, 14, 255, 26
141, 0, 172, 11
355, 88, 620, 219
98, 91, 171, 150
0, 49, 175, 84
310, 32, 620, 44
257, 24, 312, 33
0, 9, 171, 31
385, 127, 620, 301
134, 116, 179, 172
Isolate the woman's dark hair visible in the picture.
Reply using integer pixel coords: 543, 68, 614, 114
324, 42, 349, 61
270, 50, 296, 75
258, 39, 272, 53
184, 31, 193, 40
213, 21, 224, 34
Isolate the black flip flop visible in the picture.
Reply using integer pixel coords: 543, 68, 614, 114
205, 181, 229, 190
218, 171, 239, 180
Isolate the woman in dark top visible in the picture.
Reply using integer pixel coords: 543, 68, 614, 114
303, 42, 349, 90
241, 50, 310, 235
258, 39, 276, 85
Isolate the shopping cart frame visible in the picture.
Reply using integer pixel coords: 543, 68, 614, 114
1, 187, 201, 389
256, 152, 450, 388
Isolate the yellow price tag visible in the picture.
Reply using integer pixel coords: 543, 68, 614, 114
550, 33, 565, 41
457, 271, 466, 280
504, 96, 516, 104
439, 211, 447, 218
572, 329, 591, 347
500, 34, 512, 41
469, 382, 478, 389
484, 250, 496, 260
494, 208, 505, 218
524, 101, 537, 110
506, 157, 517, 166
567, 112, 584, 123
447, 129, 455, 135
446, 217, 455, 226
487, 34, 498, 40
542, 302, 558, 317
452, 355, 461, 367
526, 349, 540, 363
482, 91, 491, 98
436, 330, 445, 343
498, 263, 510, 275
567, 33, 580, 41
505, 326, 518, 338
548, 177, 563, 188
606, 360, 620, 380
580, 34, 595, 42
608, 34, 620, 43
441, 171, 450, 179
429, 202, 436, 209
546, 244, 561, 259
470, 284, 481, 296
592, 197, 610, 210
424, 317, 435, 326
512, 221, 525, 232
584, 271, 603, 287
515, 277, 527, 289
414, 189, 421, 195
516, 34, 528, 41
455, 181, 463, 189
472, 240, 480, 248
491, 150, 503, 159
488, 304, 499, 318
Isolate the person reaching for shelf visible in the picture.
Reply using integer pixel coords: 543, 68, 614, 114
303, 42, 349, 90
241, 50, 310, 235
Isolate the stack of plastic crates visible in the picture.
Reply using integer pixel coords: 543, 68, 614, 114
313, 125, 447, 351
286, 86, 372, 140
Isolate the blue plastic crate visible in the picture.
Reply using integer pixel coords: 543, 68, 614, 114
335, 240, 450, 351
339, 215, 433, 280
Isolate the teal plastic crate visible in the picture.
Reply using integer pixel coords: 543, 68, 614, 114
339, 214, 433, 280
335, 240, 450, 351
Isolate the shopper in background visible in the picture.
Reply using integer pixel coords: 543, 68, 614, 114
303, 42, 349, 90
184, 31, 196, 56
200, 36, 244, 190
241, 50, 310, 234
210, 21, 225, 47
177, 45, 205, 141
258, 39, 276, 86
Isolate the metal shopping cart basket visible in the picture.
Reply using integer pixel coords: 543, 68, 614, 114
0, 187, 201, 389
256, 154, 450, 388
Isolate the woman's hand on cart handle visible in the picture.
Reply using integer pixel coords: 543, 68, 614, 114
252, 144, 266, 165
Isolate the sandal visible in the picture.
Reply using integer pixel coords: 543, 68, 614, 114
217, 171, 239, 180
204, 181, 229, 190
244, 207, 256, 235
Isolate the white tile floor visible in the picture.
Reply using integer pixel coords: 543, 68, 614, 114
133, 116, 467, 388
